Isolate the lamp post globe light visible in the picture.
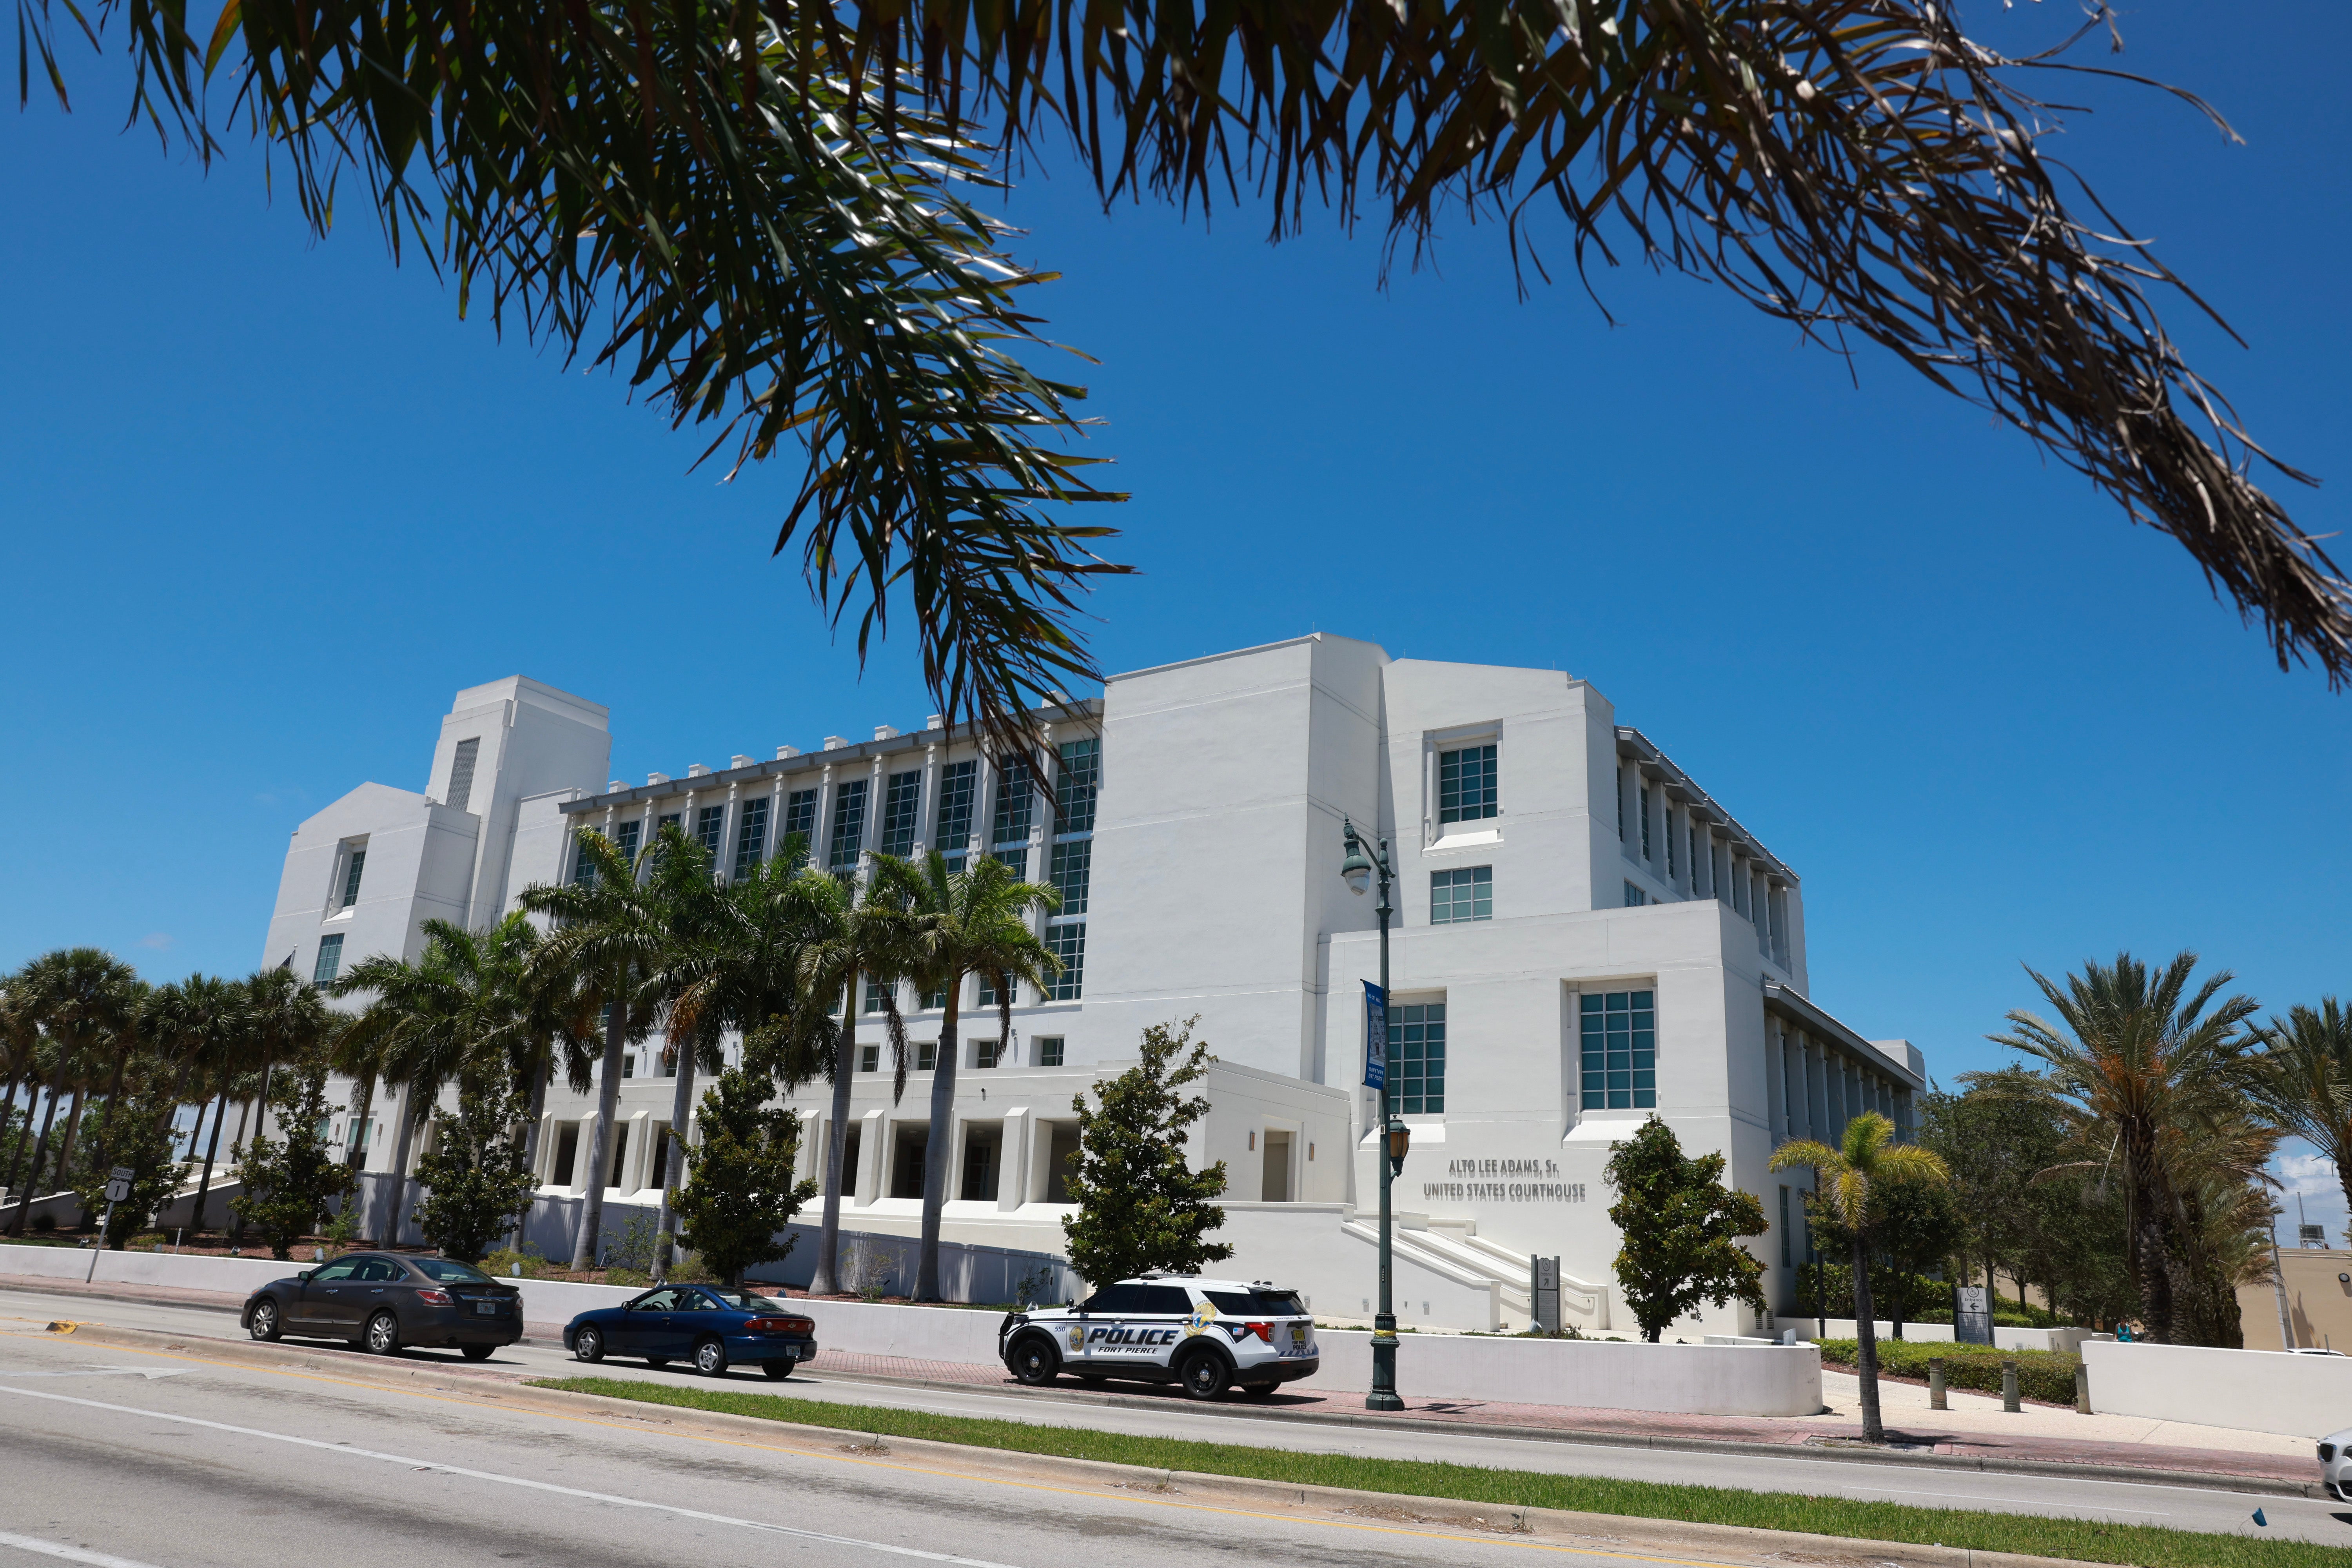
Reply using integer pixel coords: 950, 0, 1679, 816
1341, 815, 1408, 1412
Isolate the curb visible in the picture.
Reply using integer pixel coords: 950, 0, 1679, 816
25, 1321, 2153, 1568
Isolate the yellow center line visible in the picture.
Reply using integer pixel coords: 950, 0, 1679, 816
0, 1328, 1755, 1567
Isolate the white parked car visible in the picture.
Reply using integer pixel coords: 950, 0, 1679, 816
2318, 1425, 2352, 1499
999, 1275, 1318, 1399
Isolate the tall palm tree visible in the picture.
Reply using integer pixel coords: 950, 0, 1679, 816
5, 949, 139, 1234
2248, 1000, 2352, 1243
1769, 1111, 1950, 1444
81, 978, 154, 1185
479, 912, 604, 1251
336, 920, 518, 1245
140, 975, 250, 1235
521, 829, 675, 1270
887, 852, 1060, 1301
223, 966, 336, 1246
797, 866, 918, 1297
38, 0, 2345, 739
643, 830, 828, 1281
0, 974, 40, 1206
1992, 951, 2260, 1343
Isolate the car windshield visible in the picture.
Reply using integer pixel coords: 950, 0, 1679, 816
708, 1290, 789, 1312
410, 1258, 495, 1284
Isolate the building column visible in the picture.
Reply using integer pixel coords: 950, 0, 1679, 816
1764, 1018, 1787, 1143
999, 1106, 1033, 1210
572, 1112, 600, 1191
1804, 1036, 1827, 1142
854, 1107, 887, 1205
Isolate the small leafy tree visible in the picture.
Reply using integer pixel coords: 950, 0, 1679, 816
1061, 1018, 1232, 1289
411, 1075, 539, 1263
70, 1080, 187, 1250
1603, 1116, 1770, 1343
673, 1040, 818, 1287
229, 1060, 357, 1260
1806, 1175, 1963, 1338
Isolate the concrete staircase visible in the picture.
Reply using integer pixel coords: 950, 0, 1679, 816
1410, 1216, 1617, 1332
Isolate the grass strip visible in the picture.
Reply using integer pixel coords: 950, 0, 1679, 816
531, 1376, 2338, 1568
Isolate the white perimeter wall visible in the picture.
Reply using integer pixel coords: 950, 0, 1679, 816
2082, 1340, 2352, 1437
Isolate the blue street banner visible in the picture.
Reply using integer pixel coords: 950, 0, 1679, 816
1363, 981, 1388, 1089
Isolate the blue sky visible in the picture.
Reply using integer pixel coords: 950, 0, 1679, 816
4, 3, 2346, 1225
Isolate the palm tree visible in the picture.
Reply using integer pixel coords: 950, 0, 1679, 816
336, 920, 519, 1245
223, 966, 337, 1247
81, 978, 154, 1186
38, 0, 2344, 738
140, 975, 250, 1236
887, 852, 1060, 1301
2248, 1000, 2352, 1243
1769, 1112, 1950, 1444
5, 949, 139, 1235
478, 912, 604, 1251
1991, 951, 2260, 1343
0, 974, 40, 1207
797, 866, 919, 1297
520, 829, 676, 1270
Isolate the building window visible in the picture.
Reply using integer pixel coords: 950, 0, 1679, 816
975, 1038, 1001, 1068
879, 770, 922, 857
312, 935, 344, 989
935, 760, 978, 868
991, 758, 1035, 851
1579, 989, 1656, 1111
1049, 839, 1091, 917
1046, 923, 1085, 1001
696, 804, 726, 863
782, 789, 817, 847
858, 1043, 879, 1073
1393, 1002, 1445, 1114
570, 832, 598, 887
1035, 1036, 1065, 1067
339, 846, 368, 907
1639, 784, 1652, 860
829, 778, 869, 871
1688, 825, 1701, 892
915, 1040, 938, 1072
1779, 1186, 1792, 1268
1430, 866, 1492, 924
444, 736, 481, 814
921, 982, 948, 1010
733, 796, 769, 879
613, 818, 642, 873
1664, 807, 1676, 878
991, 847, 1028, 878
864, 977, 891, 1014
1055, 739, 1100, 833
1437, 744, 1498, 824
1623, 882, 1647, 907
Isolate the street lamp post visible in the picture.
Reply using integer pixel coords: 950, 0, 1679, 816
1341, 815, 1407, 1412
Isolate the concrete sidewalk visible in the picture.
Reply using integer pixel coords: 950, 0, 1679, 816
4, 1270, 2314, 1493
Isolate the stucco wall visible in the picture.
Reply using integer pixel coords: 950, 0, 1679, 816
2082, 1339, 2352, 1437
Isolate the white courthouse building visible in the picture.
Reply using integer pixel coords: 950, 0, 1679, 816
264, 635, 1925, 1334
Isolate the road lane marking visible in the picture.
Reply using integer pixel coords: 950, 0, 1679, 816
0, 1530, 165, 1568
0, 1367, 184, 1381
0, 1382, 1025, 1568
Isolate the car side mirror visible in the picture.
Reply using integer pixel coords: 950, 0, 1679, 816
298, 1269, 316, 1281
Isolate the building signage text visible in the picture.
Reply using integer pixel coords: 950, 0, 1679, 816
1422, 1158, 1586, 1203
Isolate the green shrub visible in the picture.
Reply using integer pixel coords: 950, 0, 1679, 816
1817, 1338, 2080, 1405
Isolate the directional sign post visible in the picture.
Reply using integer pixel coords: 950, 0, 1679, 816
88, 1167, 134, 1283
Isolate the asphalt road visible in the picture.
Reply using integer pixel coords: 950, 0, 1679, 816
0, 1324, 1603, 1568
3, 1285, 2344, 1551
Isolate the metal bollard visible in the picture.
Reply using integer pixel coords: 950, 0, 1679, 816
2002, 1357, 2021, 1413
1928, 1357, 1947, 1411
2074, 1361, 2091, 1415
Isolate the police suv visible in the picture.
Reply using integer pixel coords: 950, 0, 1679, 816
999, 1275, 1318, 1399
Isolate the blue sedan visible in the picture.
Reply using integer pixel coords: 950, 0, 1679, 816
564, 1285, 819, 1378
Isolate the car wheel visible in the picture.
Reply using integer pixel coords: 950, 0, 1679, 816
1238, 1381, 1278, 1397
248, 1299, 282, 1343
1176, 1348, 1230, 1401
693, 1338, 728, 1377
1008, 1336, 1060, 1387
762, 1362, 795, 1380
574, 1326, 606, 1364
364, 1311, 401, 1356
461, 1345, 495, 1362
